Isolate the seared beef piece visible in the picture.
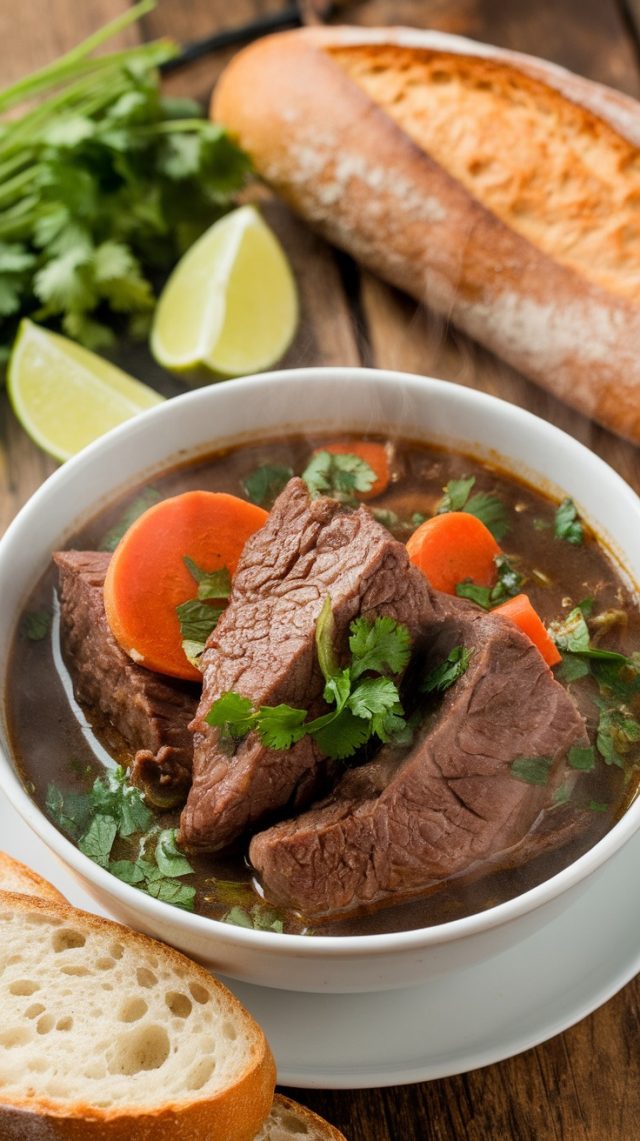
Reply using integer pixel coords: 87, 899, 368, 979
180, 478, 435, 852
249, 596, 589, 919
54, 551, 197, 805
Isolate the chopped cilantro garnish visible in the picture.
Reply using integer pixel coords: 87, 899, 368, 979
510, 755, 553, 785
301, 451, 376, 503
242, 463, 293, 507
422, 646, 472, 694
436, 476, 511, 541
455, 553, 523, 610
207, 605, 412, 760
177, 558, 231, 667
567, 745, 596, 771
222, 904, 284, 934
554, 498, 584, 545
46, 767, 195, 911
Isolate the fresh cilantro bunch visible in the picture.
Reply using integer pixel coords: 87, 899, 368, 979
207, 597, 413, 760
0, 1, 251, 363
46, 765, 196, 910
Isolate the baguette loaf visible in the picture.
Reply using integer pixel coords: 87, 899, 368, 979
212, 27, 640, 443
0, 851, 66, 902
0, 890, 276, 1140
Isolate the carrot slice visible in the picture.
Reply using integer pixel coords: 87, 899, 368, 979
493, 594, 562, 667
103, 491, 268, 681
321, 441, 390, 498
406, 511, 501, 594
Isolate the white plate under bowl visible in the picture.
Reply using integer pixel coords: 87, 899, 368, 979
2, 786, 638, 1089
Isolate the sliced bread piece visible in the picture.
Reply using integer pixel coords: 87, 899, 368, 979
0, 890, 276, 1140
0, 851, 66, 903
257, 1094, 346, 1140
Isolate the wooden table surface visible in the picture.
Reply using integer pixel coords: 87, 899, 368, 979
2, 2, 640, 1138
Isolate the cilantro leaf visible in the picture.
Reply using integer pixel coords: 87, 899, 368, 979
206, 692, 256, 739
176, 598, 224, 644
554, 498, 584, 545
436, 476, 511, 541
242, 463, 293, 507
349, 614, 412, 679
568, 745, 596, 772
510, 755, 553, 785
422, 646, 472, 694
455, 554, 523, 610
155, 829, 194, 878
302, 451, 376, 502
183, 558, 231, 600
255, 704, 308, 750
78, 813, 118, 868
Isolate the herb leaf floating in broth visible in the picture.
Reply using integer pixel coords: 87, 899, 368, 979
207, 606, 412, 760
436, 475, 511, 541
455, 553, 523, 609
99, 488, 161, 551
422, 646, 472, 694
243, 463, 294, 507
510, 755, 554, 785
301, 450, 377, 502
46, 767, 196, 910
20, 608, 52, 641
554, 497, 584, 544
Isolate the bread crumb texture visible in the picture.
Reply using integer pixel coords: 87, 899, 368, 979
0, 903, 256, 1111
329, 44, 640, 301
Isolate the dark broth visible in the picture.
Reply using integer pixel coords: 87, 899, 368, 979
8, 434, 640, 936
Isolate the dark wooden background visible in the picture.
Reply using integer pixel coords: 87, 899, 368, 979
2, 3, 640, 1138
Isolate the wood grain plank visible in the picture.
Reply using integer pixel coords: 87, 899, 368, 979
0, 0, 137, 87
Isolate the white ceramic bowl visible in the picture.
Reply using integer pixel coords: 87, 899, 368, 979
1, 367, 639, 994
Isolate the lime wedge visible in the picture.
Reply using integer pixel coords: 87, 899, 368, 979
7, 319, 164, 462
150, 204, 298, 378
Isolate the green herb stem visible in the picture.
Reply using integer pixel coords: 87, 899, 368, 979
0, 0, 160, 112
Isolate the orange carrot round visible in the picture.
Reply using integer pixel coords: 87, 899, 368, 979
406, 511, 501, 594
493, 594, 562, 667
104, 491, 268, 681
321, 441, 390, 498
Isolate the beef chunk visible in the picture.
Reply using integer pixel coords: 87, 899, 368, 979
54, 551, 197, 805
249, 597, 589, 919
179, 478, 435, 851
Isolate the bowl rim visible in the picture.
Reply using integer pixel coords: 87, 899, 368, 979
2, 364, 640, 958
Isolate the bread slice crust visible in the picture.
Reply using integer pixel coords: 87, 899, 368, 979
0, 852, 66, 903
212, 26, 640, 443
0, 891, 276, 1140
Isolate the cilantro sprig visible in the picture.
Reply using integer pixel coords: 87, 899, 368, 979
455, 553, 523, 610
46, 765, 196, 910
436, 476, 511, 541
554, 498, 584, 545
301, 451, 377, 504
0, 1, 251, 362
207, 599, 412, 760
177, 558, 231, 668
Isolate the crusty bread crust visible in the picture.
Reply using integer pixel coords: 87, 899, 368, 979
0, 891, 276, 1140
212, 27, 640, 443
256, 1094, 346, 1140
0, 852, 66, 902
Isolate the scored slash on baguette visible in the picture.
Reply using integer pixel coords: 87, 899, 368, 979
212, 26, 640, 444
0, 890, 276, 1140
